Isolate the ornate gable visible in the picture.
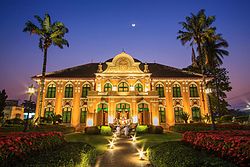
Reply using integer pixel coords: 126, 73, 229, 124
102, 52, 144, 74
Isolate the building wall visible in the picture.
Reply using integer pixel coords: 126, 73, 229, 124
34, 53, 209, 128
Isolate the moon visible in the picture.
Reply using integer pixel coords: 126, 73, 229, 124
131, 23, 136, 27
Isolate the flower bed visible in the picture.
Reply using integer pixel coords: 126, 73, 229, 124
0, 131, 65, 166
183, 130, 250, 166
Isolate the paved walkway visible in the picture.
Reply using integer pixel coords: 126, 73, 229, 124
95, 137, 151, 167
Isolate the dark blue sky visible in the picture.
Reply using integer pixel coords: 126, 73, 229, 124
0, 0, 249, 108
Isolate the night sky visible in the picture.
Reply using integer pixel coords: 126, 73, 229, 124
0, 0, 249, 109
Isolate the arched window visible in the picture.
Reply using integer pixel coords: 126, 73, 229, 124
156, 84, 165, 97
138, 103, 148, 112
80, 107, 87, 123
82, 84, 91, 98
65, 84, 73, 98
135, 83, 143, 92
159, 107, 166, 123
62, 107, 71, 123
46, 84, 56, 98
118, 82, 129, 92
44, 107, 54, 118
173, 84, 181, 97
192, 107, 201, 122
97, 103, 108, 112
190, 84, 199, 97
104, 83, 112, 92
174, 107, 183, 123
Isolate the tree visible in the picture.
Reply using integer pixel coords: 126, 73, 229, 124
179, 111, 190, 124
23, 14, 69, 123
22, 100, 36, 131
177, 9, 217, 68
0, 89, 8, 119
177, 9, 218, 116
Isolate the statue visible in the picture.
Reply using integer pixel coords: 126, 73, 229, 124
144, 63, 149, 73
97, 63, 103, 73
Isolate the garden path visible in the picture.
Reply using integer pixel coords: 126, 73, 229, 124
95, 137, 151, 167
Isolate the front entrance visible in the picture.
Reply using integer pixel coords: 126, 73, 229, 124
116, 103, 130, 124
138, 103, 150, 125
97, 103, 108, 125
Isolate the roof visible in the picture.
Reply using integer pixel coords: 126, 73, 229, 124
33, 61, 203, 79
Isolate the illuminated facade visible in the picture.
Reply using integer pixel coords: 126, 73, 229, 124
33, 52, 209, 128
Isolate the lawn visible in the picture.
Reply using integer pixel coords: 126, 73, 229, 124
65, 133, 112, 155
137, 131, 182, 148
65, 131, 182, 155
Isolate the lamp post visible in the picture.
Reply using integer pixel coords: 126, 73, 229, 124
23, 84, 36, 132
205, 88, 216, 130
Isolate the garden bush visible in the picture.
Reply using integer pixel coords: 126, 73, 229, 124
170, 123, 250, 133
136, 125, 148, 134
23, 142, 96, 167
100, 126, 112, 135
235, 115, 249, 123
4, 118, 24, 125
32, 124, 75, 134
147, 141, 236, 167
183, 130, 250, 166
0, 132, 65, 166
219, 115, 233, 123
148, 125, 163, 134
85, 126, 100, 135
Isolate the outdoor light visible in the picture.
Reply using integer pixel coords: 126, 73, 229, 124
27, 85, 36, 95
153, 117, 159, 125
108, 116, 114, 124
132, 116, 138, 123
108, 139, 115, 149
205, 88, 212, 94
87, 119, 93, 126
131, 134, 137, 142
137, 148, 146, 160
113, 133, 117, 139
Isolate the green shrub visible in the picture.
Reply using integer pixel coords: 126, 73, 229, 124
148, 125, 163, 134
219, 115, 233, 123
235, 115, 249, 123
147, 141, 236, 167
85, 126, 100, 135
100, 126, 112, 135
31, 124, 75, 134
23, 142, 96, 167
5, 118, 24, 125
136, 125, 148, 134
170, 123, 250, 133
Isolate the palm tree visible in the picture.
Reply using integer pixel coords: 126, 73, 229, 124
23, 14, 69, 123
177, 9, 217, 67
204, 35, 229, 69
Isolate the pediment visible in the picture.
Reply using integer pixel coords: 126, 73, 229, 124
103, 52, 143, 74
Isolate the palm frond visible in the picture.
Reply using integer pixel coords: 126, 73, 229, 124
43, 13, 51, 33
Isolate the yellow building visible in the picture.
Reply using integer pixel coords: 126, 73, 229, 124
33, 52, 209, 129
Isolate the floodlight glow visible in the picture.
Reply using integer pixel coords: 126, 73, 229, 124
153, 117, 159, 125
87, 119, 93, 126
108, 140, 115, 149
131, 134, 136, 142
137, 148, 146, 160
132, 116, 138, 123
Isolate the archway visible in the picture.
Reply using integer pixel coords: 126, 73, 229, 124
116, 103, 130, 122
138, 103, 150, 125
97, 103, 108, 125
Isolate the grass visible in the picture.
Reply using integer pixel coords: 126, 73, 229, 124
137, 131, 182, 148
65, 133, 112, 155
65, 131, 182, 155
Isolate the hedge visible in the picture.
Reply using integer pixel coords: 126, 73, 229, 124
0, 132, 65, 166
23, 142, 96, 167
148, 125, 163, 134
170, 123, 250, 133
100, 126, 112, 135
147, 141, 236, 167
0, 124, 75, 134
183, 130, 250, 166
136, 125, 148, 134
85, 126, 100, 134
